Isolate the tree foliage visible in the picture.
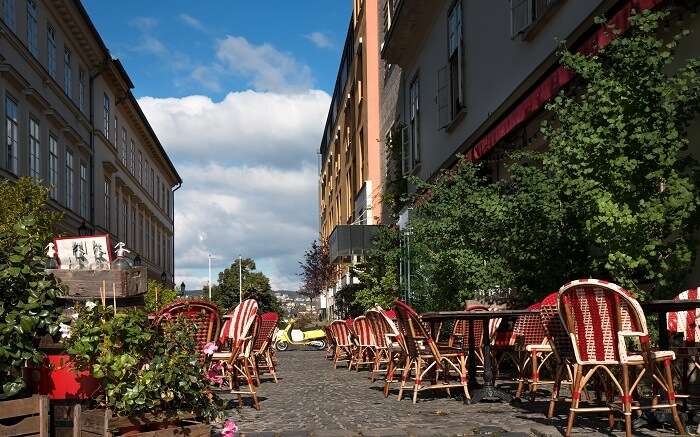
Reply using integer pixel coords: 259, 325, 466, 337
0, 179, 65, 397
213, 258, 282, 314
298, 239, 337, 304
144, 280, 179, 313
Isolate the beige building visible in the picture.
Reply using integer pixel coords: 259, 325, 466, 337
0, 0, 181, 284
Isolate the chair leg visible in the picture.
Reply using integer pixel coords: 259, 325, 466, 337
412, 358, 422, 404
621, 364, 632, 437
333, 345, 340, 369
530, 350, 539, 395
548, 363, 564, 418
662, 358, 686, 435
384, 354, 396, 398
242, 362, 260, 411
565, 364, 582, 437
266, 351, 278, 383
460, 354, 470, 400
398, 357, 411, 401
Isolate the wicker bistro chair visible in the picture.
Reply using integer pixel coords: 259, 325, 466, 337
558, 279, 685, 437
210, 299, 260, 410
448, 304, 502, 370
365, 309, 400, 382
667, 288, 700, 398
349, 316, 377, 371
329, 320, 354, 368
323, 325, 336, 360
252, 312, 279, 383
500, 302, 553, 400
155, 299, 221, 356
393, 300, 469, 403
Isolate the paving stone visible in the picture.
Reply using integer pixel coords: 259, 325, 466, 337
220, 349, 691, 436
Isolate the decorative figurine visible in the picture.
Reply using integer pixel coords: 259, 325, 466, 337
111, 242, 133, 270
45, 242, 58, 269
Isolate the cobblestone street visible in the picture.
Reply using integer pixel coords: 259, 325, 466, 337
219, 349, 695, 436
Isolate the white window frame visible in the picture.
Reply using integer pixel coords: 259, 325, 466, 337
48, 135, 58, 199
29, 117, 40, 181
5, 95, 18, 174
129, 139, 135, 174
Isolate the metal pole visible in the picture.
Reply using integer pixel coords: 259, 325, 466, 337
406, 231, 411, 304
238, 254, 242, 304
208, 254, 212, 299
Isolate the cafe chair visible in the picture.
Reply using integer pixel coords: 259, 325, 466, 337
252, 312, 279, 383
393, 300, 469, 404
329, 320, 354, 368
365, 308, 397, 382
448, 304, 502, 371
667, 288, 700, 398
558, 279, 685, 437
350, 315, 377, 371
155, 299, 221, 357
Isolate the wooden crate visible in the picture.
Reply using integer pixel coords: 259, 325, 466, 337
0, 395, 49, 437
48, 268, 147, 299
77, 408, 210, 437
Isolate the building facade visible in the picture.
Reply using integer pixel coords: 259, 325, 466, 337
318, 0, 382, 317
0, 0, 181, 284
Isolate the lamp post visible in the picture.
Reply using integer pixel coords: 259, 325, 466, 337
208, 254, 216, 299
160, 271, 167, 285
180, 281, 185, 296
78, 221, 89, 236
133, 255, 142, 267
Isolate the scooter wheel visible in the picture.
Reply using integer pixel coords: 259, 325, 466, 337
313, 339, 326, 350
275, 341, 289, 351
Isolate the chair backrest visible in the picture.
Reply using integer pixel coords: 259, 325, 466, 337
353, 315, 376, 347
156, 299, 221, 353
667, 288, 700, 344
219, 299, 259, 344
393, 300, 440, 360
253, 312, 279, 352
329, 320, 353, 347
365, 309, 392, 348
451, 304, 488, 348
558, 279, 645, 365
539, 292, 574, 362
510, 302, 546, 348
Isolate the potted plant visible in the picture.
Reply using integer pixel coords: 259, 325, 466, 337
64, 304, 222, 435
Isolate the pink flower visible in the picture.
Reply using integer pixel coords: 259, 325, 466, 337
207, 362, 224, 385
203, 342, 218, 356
222, 419, 238, 437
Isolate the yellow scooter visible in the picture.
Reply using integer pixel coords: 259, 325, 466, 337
274, 319, 326, 351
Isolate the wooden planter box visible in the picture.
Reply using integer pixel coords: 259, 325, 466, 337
76, 408, 210, 437
48, 268, 147, 299
0, 395, 49, 437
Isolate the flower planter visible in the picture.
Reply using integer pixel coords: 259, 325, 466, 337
28, 354, 101, 400
0, 395, 50, 437
76, 408, 211, 437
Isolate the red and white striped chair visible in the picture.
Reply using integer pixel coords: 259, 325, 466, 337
328, 320, 354, 368
349, 315, 377, 371
393, 300, 469, 403
558, 279, 685, 437
365, 308, 399, 382
155, 299, 221, 357
448, 304, 502, 370
667, 288, 700, 400
211, 299, 260, 409
252, 312, 279, 383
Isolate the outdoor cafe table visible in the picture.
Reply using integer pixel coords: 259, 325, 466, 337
641, 299, 700, 349
420, 309, 537, 404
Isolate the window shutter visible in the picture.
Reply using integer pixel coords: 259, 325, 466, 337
401, 126, 410, 175
437, 66, 449, 129
510, 0, 532, 37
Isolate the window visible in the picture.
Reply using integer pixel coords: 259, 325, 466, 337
3, 0, 16, 31
150, 168, 154, 196
26, 0, 37, 56
104, 178, 111, 230
138, 212, 144, 252
49, 135, 58, 198
447, 1, 463, 117
156, 176, 161, 205
137, 151, 143, 184
129, 140, 135, 174
79, 162, 88, 217
103, 94, 110, 139
64, 47, 72, 96
141, 158, 147, 186
5, 95, 18, 174
120, 127, 127, 164
78, 69, 85, 112
403, 76, 420, 175
510, 0, 559, 37
131, 206, 137, 249
116, 195, 120, 237
122, 198, 128, 244
65, 149, 74, 209
145, 217, 150, 259
47, 24, 57, 77
29, 118, 40, 181
383, 0, 395, 35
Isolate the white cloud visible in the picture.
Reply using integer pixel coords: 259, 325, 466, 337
216, 36, 314, 92
138, 90, 329, 290
138, 89, 330, 167
179, 13, 205, 31
305, 31, 333, 49
129, 16, 158, 31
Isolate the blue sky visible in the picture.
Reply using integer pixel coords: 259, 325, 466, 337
83, 1, 350, 98
82, 1, 352, 291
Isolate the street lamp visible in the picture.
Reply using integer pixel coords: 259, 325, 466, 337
133, 255, 142, 267
160, 271, 167, 284
180, 281, 186, 296
78, 221, 90, 236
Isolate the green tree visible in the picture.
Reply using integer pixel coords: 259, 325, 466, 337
541, 10, 700, 299
298, 239, 337, 305
213, 258, 282, 314
353, 226, 403, 311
